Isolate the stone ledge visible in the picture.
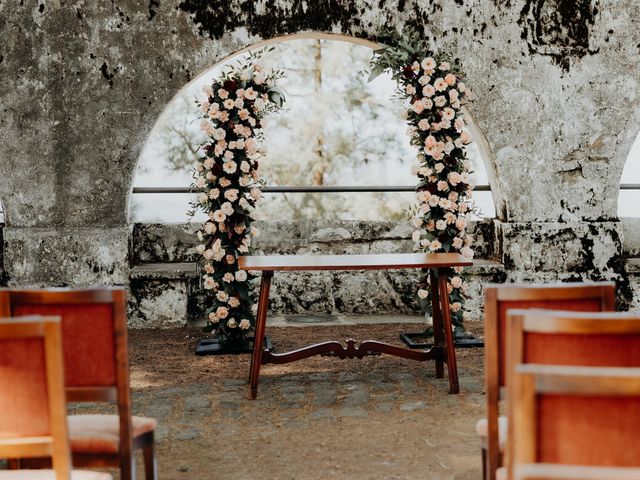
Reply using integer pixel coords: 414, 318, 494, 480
467, 259, 504, 275
131, 262, 198, 280
624, 258, 640, 274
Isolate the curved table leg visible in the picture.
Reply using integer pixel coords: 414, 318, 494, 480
438, 270, 460, 394
249, 270, 273, 399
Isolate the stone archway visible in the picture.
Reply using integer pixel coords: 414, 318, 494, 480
129, 31, 502, 224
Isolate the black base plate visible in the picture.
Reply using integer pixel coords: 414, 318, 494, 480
195, 336, 273, 356
400, 331, 484, 349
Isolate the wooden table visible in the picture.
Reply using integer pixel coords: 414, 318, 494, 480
238, 253, 473, 399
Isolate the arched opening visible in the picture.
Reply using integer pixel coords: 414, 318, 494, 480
618, 132, 640, 218
129, 33, 497, 224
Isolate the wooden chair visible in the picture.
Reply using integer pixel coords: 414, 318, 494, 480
510, 364, 640, 480
0, 288, 157, 480
502, 309, 640, 480
480, 282, 615, 480
0, 315, 112, 480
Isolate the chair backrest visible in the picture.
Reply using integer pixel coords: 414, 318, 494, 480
0, 288, 133, 474
505, 310, 640, 479
0, 316, 72, 479
512, 364, 640, 478
482, 281, 615, 480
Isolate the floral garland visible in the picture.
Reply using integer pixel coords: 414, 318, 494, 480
191, 51, 284, 345
370, 30, 475, 336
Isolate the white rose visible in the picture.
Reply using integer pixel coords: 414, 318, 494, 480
227, 318, 238, 329
429, 240, 442, 252
223, 272, 235, 283
436, 220, 447, 231
229, 297, 241, 308
224, 189, 239, 202
451, 276, 463, 289
244, 87, 258, 100
221, 202, 234, 216
422, 85, 435, 97
213, 210, 226, 222
203, 276, 217, 290
195, 244, 206, 255
235, 270, 248, 282
460, 246, 474, 259
208, 312, 219, 323
216, 306, 229, 319
216, 291, 229, 302
418, 119, 430, 131
412, 230, 421, 242
195, 177, 206, 189
213, 128, 226, 141
204, 222, 216, 234
417, 289, 429, 299
238, 319, 251, 330
254, 72, 267, 85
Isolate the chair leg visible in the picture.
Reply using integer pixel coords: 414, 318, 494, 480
143, 443, 158, 480
481, 447, 487, 480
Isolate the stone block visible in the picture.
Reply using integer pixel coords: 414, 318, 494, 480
332, 270, 414, 314
623, 218, 640, 257
129, 278, 188, 328
498, 221, 623, 276
3, 227, 129, 286
132, 223, 200, 263
268, 271, 335, 314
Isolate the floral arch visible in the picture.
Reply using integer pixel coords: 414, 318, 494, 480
131, 32, 499, 345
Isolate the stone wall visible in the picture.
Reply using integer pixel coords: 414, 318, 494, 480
127, 218, 640, 328
128, 219, 505, 327
1, 1, 640, 325
1, 216, 639, 326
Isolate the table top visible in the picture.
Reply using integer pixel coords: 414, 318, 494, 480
238, 252, 472, 272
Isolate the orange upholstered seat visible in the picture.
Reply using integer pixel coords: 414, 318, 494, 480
510, 365, 640, 479
68, 415, 157, 454
480, 282, 615, 480
0, 316, 113, 480
503, 310, 640, 479
0, 288, 157, 480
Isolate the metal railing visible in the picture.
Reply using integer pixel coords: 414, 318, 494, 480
132, 185, 492, 194
132, 184, 640, 194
